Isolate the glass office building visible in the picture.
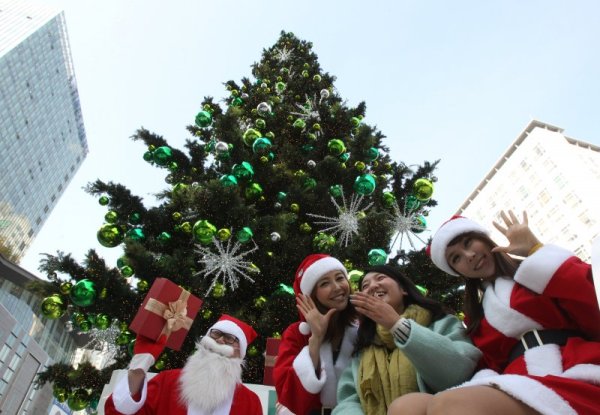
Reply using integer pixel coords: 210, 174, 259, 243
0, 0, 88, 260
0, 253, 80, 414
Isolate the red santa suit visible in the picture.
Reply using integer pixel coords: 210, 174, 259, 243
460, 244, 600, 415
104, 368, 262, 415
274, 321, 357, 415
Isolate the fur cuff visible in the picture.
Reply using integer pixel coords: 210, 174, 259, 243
129, 353, 155, 372
515, 244, 572, 294
292, 346, 326, 394
112, 371, 148, 414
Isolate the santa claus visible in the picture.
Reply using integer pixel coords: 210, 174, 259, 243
104, 314, 262, 415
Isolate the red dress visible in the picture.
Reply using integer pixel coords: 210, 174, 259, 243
462, 244, 600, 414
104, 369, 262, 415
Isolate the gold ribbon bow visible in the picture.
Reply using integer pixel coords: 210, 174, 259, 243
144, 289, 193, 337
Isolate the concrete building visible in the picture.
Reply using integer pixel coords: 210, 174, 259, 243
457, 119, 600, 261
0, 0, 88, 261
0, 253, 81, 414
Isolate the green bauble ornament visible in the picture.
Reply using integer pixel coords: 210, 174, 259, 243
417, 285, 429, 296
353, 174, 376, 195
354, 161, 366, 171
365, 147, 379, 162
195, 110, 213, 127
327, 139, 346, 156
290, 203, 300, 213
97, 224, 123, 247
168, 161, 178, 171
252, 137, 272, 154
351, 116, 361, 127
303, 178, 317, 191
94, 314, 111, 330
78, 318, 92, 332
255, 118, 266, 129
256, 102, 272, 116
154, 358, 166, 370
180, 221, 192, 233
217, 228, 231, 241
202, 309, 213, 319
301, 144, 315, 153
338, 152, 350, 163
247, 345, 259, 357
244, 182, 263, 200
172, 212, 182, 222
313, 74, 322, 82
116, 331, 132, 346
41, 294, 66, 319
275, 283, 294, 296
329, 184, 343, 198
293, 119, 306, 129
236, 227, 253, 243
412, 215, 427, 233
192, 220, 217, 245
382, 192, 396, 208
70, 279, 97, 307
301, 69, 309, 78
59, 281, 72, 295
313, 232, 336, 252
212, 283, 225, 298
405, 195, 421, 212
242, 128, 262, 147
172, 183, 187, 194
276, 191, 287, 202
220, 174, 238, 187
98, 196, 109, 206
413, 178, 434, 201
126, 228, 145, 241
158, 231, 171, 242
116, 256, 129, 268
120, 265, 134, 277
104, 211, 118, 224
368, 248, 388, 266
143, 151, 153, 162
152, 146, 173, 166
275, 81, 286, 92
53, 386, 68, 403
137, 280, 149, 292
128, 212, 142, 224
299, 222, 312, 233
254, 296, 267, 308
231, 96, 243, 107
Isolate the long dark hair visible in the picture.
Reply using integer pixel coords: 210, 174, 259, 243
310, 276, 357, 343
354, 264, 449, 354
448, 232, 521, 334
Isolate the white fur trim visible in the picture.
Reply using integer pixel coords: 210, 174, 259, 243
483, 278, 543, 337
292, 345, 326, 394
299, 322, 311, 335
430, 217, 489, 276
592, 236, 600, 313
524, 344, 563, 377
128, 353, 155, 372
210, 320, 247, 358
319, 324, 357, 407
299, 256, 347, 295
459, 374, 576, 415
111, 370, 148, 414
515, 244, 572, 294
470, 368, 499, 381
562, 363, 600, 385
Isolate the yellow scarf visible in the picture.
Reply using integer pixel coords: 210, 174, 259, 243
357, 304, 432, 415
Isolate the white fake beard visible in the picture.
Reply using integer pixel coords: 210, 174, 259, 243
178, 336, 244, 412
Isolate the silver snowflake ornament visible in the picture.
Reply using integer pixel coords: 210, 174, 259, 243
290, 94, 321, 122
273, 45, 294, 63
308, 190, 373, 247
195, 237, 259, 295
387, 201, 428, 251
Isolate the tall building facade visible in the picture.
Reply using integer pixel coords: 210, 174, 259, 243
457, 120, 600, 261
0, 253, 81, 414
0, 0, 88, 261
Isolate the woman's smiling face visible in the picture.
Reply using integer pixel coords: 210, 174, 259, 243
445, 234, 496, 279
313, 270, 350, 311
360, 272, 407, 313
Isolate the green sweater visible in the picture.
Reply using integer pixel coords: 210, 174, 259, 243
333, 314, 481, 415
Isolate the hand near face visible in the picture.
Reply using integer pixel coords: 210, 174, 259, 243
492, 210, 541, 257
350, 292, 400, 330
296, 294, 335, 340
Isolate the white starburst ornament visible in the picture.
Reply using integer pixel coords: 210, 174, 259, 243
290, 94, 321, 122
195, 237, 259, 295
308, 190, 373, 247
273, 45, 294, 63
81, 321, 122, 360
387, 201, 428, 251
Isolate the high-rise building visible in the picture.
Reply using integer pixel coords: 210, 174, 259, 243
457, 119, 600, 261
0, 253, 82, 414
0, 0, 88, 261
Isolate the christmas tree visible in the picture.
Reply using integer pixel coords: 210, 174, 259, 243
33, 31, 452, 412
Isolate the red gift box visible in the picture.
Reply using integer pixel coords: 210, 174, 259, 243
129, 278, 203, 351
263, 337, 282, 386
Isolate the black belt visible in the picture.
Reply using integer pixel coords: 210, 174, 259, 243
507, 329, 580, 365
309, 408, 332, 415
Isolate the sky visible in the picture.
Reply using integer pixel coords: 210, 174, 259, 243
19, 0, 600, 277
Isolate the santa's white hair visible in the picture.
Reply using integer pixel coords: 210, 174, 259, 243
178, 335, 244, 412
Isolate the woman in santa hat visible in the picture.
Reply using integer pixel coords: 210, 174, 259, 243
274, 253, 358, 415
333, 263, 481, 415
389, 210, 600, 415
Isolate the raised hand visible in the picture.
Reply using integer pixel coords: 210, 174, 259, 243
492, 210, 541, 257
350, 292, 400, 330
296, 294, 335, 340
133, 333, 167, 360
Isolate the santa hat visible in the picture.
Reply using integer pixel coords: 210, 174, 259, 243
428, 215, 489, 276
293, 254, 348, 335
208, 314, 257, 358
